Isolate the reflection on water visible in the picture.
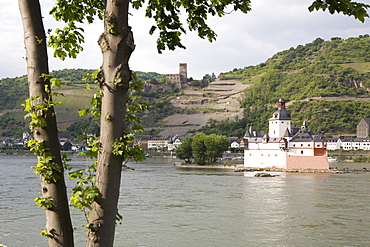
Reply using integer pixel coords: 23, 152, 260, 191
1, 156, 370, 246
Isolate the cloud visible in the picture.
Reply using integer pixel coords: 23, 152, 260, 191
1, 0, 369, 80
0, 1, 26, 78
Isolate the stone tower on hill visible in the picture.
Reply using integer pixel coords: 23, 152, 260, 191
179, 63, 187, 84
166, 63, 188, 88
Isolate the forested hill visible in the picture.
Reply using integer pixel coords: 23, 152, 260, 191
221, 35, 370, 107
199, 35, 370, 136
0, 69, 162, 138
0, 69, 162, 110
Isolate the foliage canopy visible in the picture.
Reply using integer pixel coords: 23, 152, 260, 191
177, 133, 230, 165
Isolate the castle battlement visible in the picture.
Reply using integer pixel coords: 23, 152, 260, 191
165, 63, 188, 87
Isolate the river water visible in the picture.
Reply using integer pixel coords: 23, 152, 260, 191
1, 155, 370, 246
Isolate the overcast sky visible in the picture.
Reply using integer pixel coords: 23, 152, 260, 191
1, 0, 369, 80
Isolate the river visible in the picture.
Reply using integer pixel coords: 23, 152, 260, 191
1, 155, 370, 246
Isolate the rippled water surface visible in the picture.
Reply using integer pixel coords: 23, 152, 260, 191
1, 155, 370, 246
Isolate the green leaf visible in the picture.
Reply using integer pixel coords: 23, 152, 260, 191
79, 108, 89, 117
34, 196, 54, 209
51, 78, 62, 87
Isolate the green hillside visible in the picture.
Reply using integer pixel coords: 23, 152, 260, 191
221, 35, 370, 106
0, 69, 163, 138
0, 76, 28, 110
201, 35, 370, 136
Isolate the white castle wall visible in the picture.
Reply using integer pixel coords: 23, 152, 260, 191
244, 142, 287, 168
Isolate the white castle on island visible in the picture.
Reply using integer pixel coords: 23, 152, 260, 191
243, 98, 329, 169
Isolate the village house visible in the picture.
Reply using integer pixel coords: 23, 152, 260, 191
357, 118, 370, 138
326, 136, 370, 150
167, 136, 183, 151
135, 135, 183, 151
227, 137, 242, 149
323, 118, 370, 150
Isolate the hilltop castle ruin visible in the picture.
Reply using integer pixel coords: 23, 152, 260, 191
165, 63, 188, 88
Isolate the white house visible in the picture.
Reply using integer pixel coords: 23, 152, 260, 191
326, 138, 341, 150
230, 141, 240, 149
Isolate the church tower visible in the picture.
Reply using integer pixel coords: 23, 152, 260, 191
268, 98, 291, 138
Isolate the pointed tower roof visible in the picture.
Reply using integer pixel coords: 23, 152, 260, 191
283, 128, 291, 137
244, 126, 254, 137
270, 98, 291, 121
244, 130, 250, 138
249, 126, 254, 137
262, 133, 269, 143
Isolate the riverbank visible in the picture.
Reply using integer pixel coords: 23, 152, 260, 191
0, 150, 83, 156
236, 167, 339, 173
174, 163, 244, 169
174, 163, 369, 173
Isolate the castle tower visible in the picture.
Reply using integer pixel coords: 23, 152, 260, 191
179, 63, 187, 84
268, 98, 291, 138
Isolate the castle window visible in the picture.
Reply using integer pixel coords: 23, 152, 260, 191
301, 144, 303, 147
249, 153, 252, 156
317, 144, 321, 147
275, 154, 278, 157
268, 154, 270, 156
301, 151, 304, 154
261, 154, 264, 156
293, 144, 295, 147
308, 144, 310, 147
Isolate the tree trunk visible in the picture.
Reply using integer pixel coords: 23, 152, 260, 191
19, 1, 74, 246
86, 0, 134, 246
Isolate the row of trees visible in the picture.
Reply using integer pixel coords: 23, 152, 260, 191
176, 133, 230, 165
0, 113, 27, 138
197, 106, 271, 137
64, 117, 100, 139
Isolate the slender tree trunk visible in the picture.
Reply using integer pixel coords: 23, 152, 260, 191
87, 0, 134, 246
19, 1, 74, 246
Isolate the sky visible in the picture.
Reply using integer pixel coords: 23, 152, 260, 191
1, 0, 370, 80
